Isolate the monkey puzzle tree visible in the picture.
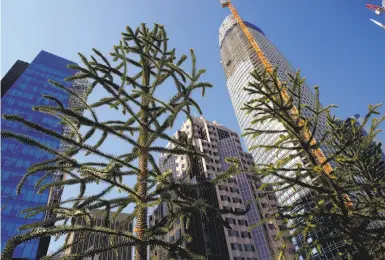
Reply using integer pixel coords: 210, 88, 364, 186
1, 24, 241, 260
243, 68, 385, 259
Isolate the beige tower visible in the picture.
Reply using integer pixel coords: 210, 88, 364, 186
150, 117, 293, 260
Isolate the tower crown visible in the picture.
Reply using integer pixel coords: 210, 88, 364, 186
219, 15, 264, 47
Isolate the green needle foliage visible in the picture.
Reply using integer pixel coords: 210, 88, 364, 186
243, 68, 385, 260
1, 24, 241, 260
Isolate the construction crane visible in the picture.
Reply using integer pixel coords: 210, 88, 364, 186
219, 0, 352, 203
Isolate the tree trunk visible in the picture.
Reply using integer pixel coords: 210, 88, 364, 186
135, 89, 149, 260
135, 151, 148, 260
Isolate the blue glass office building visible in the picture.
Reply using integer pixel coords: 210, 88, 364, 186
1, 51, 79, 259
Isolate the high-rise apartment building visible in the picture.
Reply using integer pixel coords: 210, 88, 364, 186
65, 209, 133, 260
150, 116, 292, 260
1, 51, 86, 259
219, 15, 340, 259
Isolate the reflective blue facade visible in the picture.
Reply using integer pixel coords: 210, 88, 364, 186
1, 51, 77, 259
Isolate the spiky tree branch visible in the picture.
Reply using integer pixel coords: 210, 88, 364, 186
1, 24, 243, 260
243, 68, 385, 259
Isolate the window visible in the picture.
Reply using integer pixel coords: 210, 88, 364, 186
233, 198, 243, 204
228, 230, 239, 237
176, 229, 181, 239
279, 225, 287, 231
218, 129, 230, 140
226, 217, 236, 225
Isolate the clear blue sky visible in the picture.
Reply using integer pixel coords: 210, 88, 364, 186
2, 0, 385, 253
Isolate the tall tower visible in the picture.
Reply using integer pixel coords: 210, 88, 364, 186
219, 15, 339, 259
1, 51, 87, 259
149, 117, 292, 260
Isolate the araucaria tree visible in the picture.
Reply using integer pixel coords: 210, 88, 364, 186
1, 24, 241, 260
243, 68, 385, 259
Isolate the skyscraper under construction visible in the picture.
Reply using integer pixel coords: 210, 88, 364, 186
219, 15, 341, 259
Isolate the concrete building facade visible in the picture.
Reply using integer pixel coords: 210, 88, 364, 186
150, 117, 292, 260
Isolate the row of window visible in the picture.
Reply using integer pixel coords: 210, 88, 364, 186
29, 63, 71, 78
228, 229, 252, 239
25, 69, 69, 86
209, 158, 221, 164
2, 143, 52, 160
202, 149, 219, 157
223, 206, 244, 213
241, 159, 253, 166
201, 141, 217, 149
218, 185, 240, 194
230, 243, 255, 252
226, 217, 249, 226
225, 178, 238, 184
245, 174, 260, 182
220, 195, 243, 204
